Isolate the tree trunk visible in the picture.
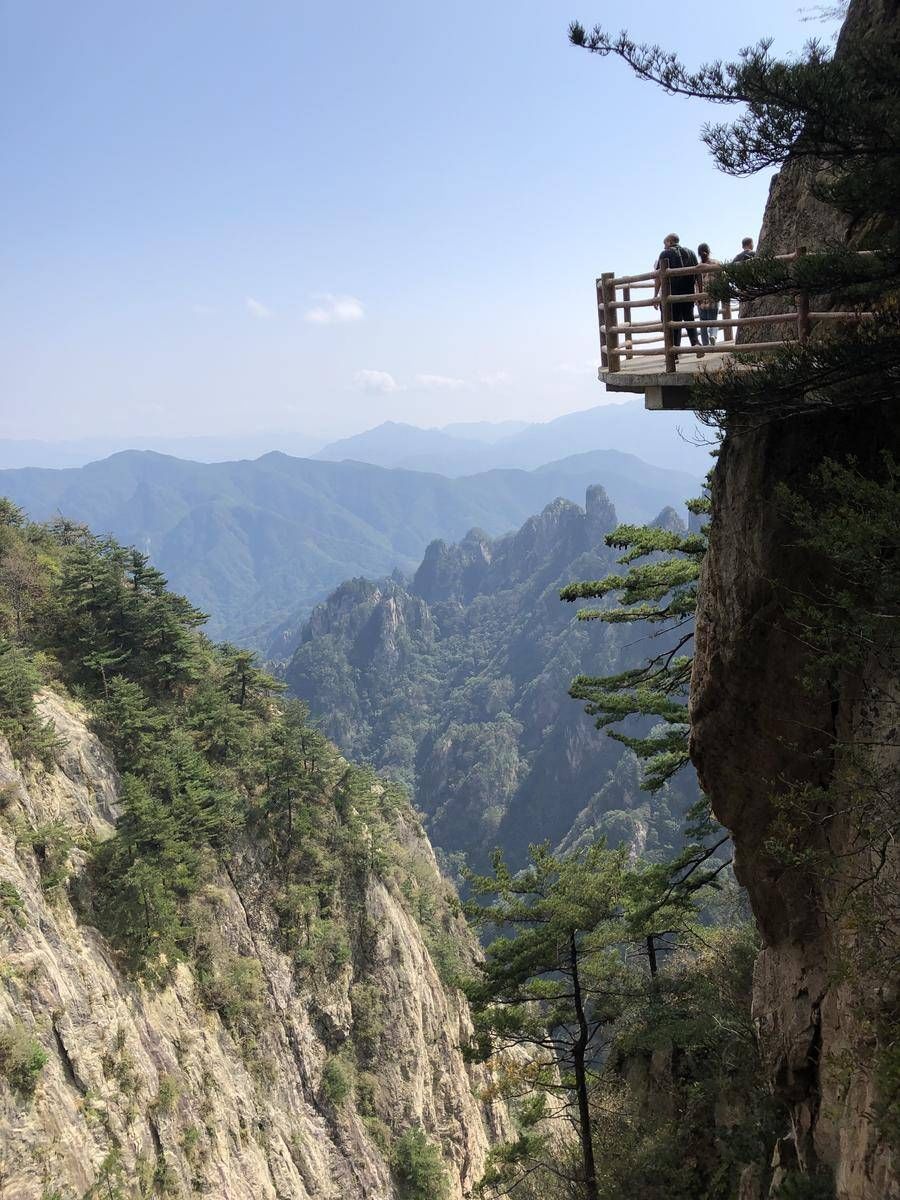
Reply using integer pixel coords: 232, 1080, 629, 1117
570, 931, 599, 1200
646, 933, 659, 979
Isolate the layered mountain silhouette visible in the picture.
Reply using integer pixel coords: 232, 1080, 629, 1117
0, 448, 699, 645
316, 400, 712, 477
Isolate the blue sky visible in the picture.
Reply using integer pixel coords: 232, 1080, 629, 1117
1, 1, 840, 442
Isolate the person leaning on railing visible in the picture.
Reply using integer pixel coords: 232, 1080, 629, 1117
653, 233, 702, 354
696, 243, 720, 346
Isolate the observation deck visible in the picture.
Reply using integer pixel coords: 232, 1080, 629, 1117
596, 249, 871, 410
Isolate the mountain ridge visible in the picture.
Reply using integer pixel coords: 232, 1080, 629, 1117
0, 448, 699, 646
317, 400, 713, 477
285, 486, 698, 870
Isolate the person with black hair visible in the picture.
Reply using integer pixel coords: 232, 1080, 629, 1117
653, 233, 702, 353
697, 243, 721, 346
733, 236, 756, 262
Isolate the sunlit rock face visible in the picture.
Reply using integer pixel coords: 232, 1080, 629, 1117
690, 5, 900, 1194
0, 691, 510, 1199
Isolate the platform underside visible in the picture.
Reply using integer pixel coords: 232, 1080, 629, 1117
599, 351, 749, 410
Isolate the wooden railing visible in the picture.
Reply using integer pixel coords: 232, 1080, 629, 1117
597, 248, 872, 374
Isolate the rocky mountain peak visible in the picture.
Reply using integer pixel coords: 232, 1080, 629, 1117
650, 505, 687, 533
585, 484, 617, 537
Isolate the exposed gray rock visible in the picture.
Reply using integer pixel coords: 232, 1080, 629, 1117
0, 692, 509, 1198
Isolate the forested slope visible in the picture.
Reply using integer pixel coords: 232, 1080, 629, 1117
286, 486, 699, 870
0, 502, 506, 1199
0, 449, 697, 645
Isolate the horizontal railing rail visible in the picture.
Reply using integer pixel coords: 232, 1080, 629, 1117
597, 248, 874, 374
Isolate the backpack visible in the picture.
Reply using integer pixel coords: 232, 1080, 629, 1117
666, 244, 698, 293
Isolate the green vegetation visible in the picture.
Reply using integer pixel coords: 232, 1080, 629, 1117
561, 505, 707, 791
287, 492, 700, 871
391, 1125, 450, 1200
0, 448, 694, 646
0, 879, 25, 926
0, 503, 468, 1075
0, 1021, 48, 1096
350, 982, 383, 1056
464, 842, 764, 1199
151, 1073, 181, 1116
0, 640, 59, 766
27, 820, 76, 895
321, 1053, 355, 1107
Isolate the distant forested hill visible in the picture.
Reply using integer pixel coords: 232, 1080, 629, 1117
0, 448, 698, 645
285, 486, 699, 870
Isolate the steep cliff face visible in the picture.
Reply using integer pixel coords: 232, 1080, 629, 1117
691, 399, 899, 1200
690, 5, 900, 1195
0, 691, 507, 1199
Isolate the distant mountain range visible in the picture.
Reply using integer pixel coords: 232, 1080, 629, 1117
2, 401, 712, 476
442, 419, 529, 442
0, 432, 326, 470
0, 447, 700, 646
316, 400, 713, 477
285, 487, 698, 870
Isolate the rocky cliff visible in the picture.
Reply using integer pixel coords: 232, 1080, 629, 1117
690, 4, 900, 1195
0, 690, 508, 1199
286, 489, 699, 872
692, 398, 899, 1200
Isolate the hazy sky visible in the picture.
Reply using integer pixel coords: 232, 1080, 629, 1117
1, 1, 839, 442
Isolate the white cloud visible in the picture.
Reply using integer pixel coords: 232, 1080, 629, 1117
246, 296, 273, 320
478, 370, 512, 387
305, 293, 365, 324
415, 373, 467, 391
353, 369, 401, 394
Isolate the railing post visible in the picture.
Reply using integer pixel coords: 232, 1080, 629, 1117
623, 285, 633, 360
600, 272, 621, 372
596, 278, 608, 369
722, 297, 734, 343
796, 245, 810, 343
658, 260, 676, 372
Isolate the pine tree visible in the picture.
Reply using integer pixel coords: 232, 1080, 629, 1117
261, 700, 331, 859
0, 639, 58, 765
560, 502, 708, 791
568, 16, 900, 427
92, 774, 194, 974
464, 842, 660, 1200
91, 676, 165, 773
221, 644, 285, 712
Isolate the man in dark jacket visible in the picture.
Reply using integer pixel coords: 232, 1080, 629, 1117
654, 233, 701, 351
733, 236, 756, 262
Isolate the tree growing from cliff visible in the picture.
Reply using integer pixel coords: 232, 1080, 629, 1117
572, 10, 900, 1144
560, 498, 731, 903
391, 1126, 450, 1200
0, 640, 58, 766
560, 506, 707, 791
464, 842, 698, 1200
569, 16, 900, 428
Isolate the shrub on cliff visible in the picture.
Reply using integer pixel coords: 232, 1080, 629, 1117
391, 1125, 449, 1200
0, 1022, 47, 1096
0, 640, 58, 766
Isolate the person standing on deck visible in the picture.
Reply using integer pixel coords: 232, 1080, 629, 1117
654, 233, 702, 354
733, 236, 756, 262
697, 243, 721, 346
